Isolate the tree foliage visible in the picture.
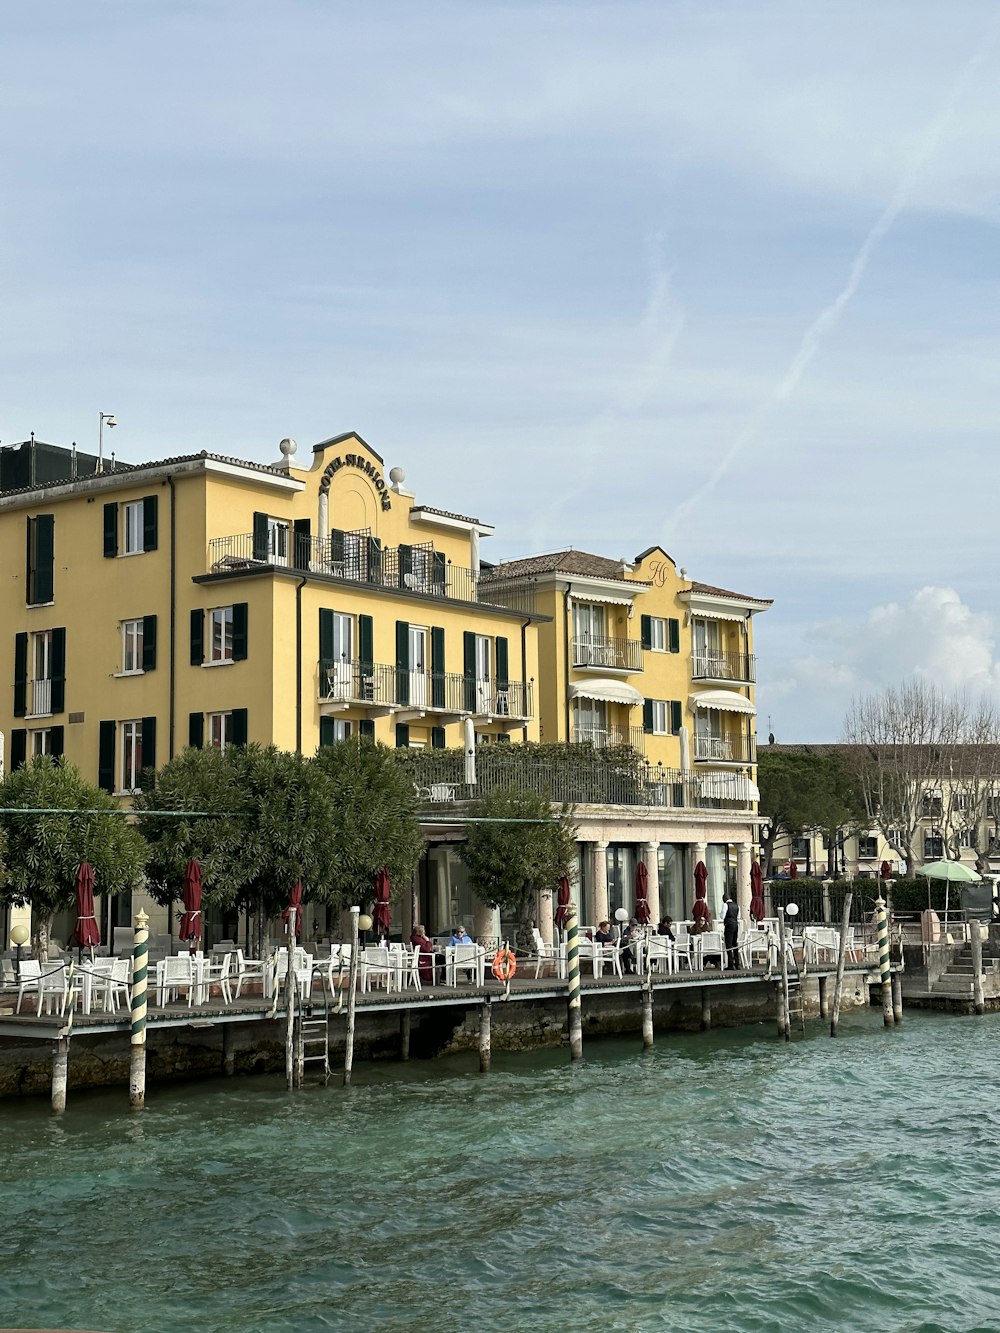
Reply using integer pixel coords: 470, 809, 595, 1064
757, 748, 867, 875
312, 740, 423, 909
0, 758, 146, 946
460, 786, 576, 922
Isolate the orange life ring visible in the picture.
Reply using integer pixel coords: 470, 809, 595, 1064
492, 948, 517, 983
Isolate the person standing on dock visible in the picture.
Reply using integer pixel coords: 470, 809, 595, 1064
723, 894, 740, 970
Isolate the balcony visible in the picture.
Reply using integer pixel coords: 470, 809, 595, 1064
27, 678, 52, 717
571, 723, 646, 753
208, 532, 537, 613
571, 635, 642, 673
691, 649, 755, 684
319, 658, 533, 722
693, 733, 757, 764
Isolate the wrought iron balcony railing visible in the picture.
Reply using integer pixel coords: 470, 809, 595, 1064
571, 634, 643, 672
320, 659, 533, 720
693, 733, 757, 763
691, 649, 756, 683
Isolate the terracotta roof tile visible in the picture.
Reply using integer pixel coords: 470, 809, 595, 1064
481, 549, 637, 582
410, 504, 482, 526
689, 580, 772, 606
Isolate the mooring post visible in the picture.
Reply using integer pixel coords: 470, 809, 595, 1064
51, 1036, 69, 1115
700, 986, 711, 1032
399, 1010, 411, 1061
222, 1023, 235, 1076
971, 918, 985, 1015
566, 906, 583, 1061
479, 1000, 492, 1072
285, 906, 297, 1091
343, 906, 361, 1087
818, 976, 829, 1020
875, 895, 893, 1027
641, 975, 654, 1049
830, 891, 853, 1038
891, 972, 904, 1024
774, 981, 785, 1039
777, 908, 791, 1041
129, 908, 149, 1110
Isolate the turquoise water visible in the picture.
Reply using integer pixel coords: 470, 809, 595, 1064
2, 1010, 999, 1333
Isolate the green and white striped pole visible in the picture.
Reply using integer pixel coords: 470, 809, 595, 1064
875, 895, 893, 1027
566, 905, 583, 1060
130, 908, 149, 1109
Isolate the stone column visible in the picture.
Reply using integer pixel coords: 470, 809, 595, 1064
737, 842, 752, 922
642, 842, 660, 924
538, 887, 554, 945
591, 841, 609, 924
474, 898, 499, 945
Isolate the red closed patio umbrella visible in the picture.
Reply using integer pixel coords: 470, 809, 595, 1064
634, 860, 651, 924
880, 860, 892, 881
282, 879, 303, 939
750, 861, 765, 922
789, 860, 798, 880
693, 861, 711, 924
74, 861, 100, 955
554, 876, 571, 932
372, 867, 391, 939
180, 858, 203, 951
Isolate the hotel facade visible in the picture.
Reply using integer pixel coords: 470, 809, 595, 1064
0, 433, 770, 945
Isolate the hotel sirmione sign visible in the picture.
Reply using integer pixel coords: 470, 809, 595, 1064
319, 452, 392, 511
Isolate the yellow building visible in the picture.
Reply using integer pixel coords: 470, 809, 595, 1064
478, 548, 771, 929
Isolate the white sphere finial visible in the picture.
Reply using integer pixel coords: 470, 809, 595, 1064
279, 437, 297, 457
389, 466, 405, 486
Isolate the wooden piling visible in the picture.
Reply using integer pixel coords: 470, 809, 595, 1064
775, 981, 786, 1040
700, 986, 711, 1032
818, 976, 829, 1020
479, 1001, 492, 1072
284, 907, 297, 1091
830, 891, 853, 1038
399, 1011, 411, 1061
971, 919, 985, 1015
51, 1037, 69, 1115
891, 972, 903, 1024
566, 906, 583, 1061
343, 906, 361, 1087
641, 983, 654, 1049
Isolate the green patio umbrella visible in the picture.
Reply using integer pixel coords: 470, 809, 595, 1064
916, 859, 981, 922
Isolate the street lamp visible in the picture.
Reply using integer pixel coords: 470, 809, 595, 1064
98, 411, 117, 474
10, 923, 29, 980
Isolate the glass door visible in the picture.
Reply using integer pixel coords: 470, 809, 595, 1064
329, 613, 353, 698
409, 626, 428, 708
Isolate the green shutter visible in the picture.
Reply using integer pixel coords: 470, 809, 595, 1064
231, 709, 248, 747
495, 636, 509, 691
103, 503, 119, 558
141, 716, 157, 772
320, 716, 337, 747
359, 719, 375, 740
367, 537, 382, 584
431, 726, 446, 749
50, 627, 66, 713
643, 699, 654, 734
330, 528, 346, 564
142, 495, 158, 552
358, 615, 374, 674
50, 725, 64, 759
668, 618, 680, 653
142, 615, 157, 672
188, 712, 204, 748
640, 615, 652, 650
13, 632, 27, 717
98, 720, 116, 792
396, 620, 410, 706
293, 517, 311, 570
670, 700, 683, 734
431, 626, 446, 708
432, 551, 446, 594
252, 512, 268, 562
231, 603, 248, 661
319, 608, 334, 668
190, 609, 204, 665
395, 722, 410, 749
10, 729, 26, 770
463, 631, 477, 711
398, 544, 412, 589
30, 514, 54, 605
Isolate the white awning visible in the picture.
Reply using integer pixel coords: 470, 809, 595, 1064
572, 593, 634, 608
691, 607, 746, 621
700, 774, 760, 802
570, 679, 644, 706
689, 689, 756, 716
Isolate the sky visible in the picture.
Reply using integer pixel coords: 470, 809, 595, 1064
2, 1, 999, 742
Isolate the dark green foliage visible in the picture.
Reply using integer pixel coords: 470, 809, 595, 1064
758, 750, 868, 874
460, 786, 576, 919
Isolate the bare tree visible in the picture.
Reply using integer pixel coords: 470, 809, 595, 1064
843, 682, 966, 876
937, 697, 1000, 870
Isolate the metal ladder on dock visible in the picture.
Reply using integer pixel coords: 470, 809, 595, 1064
785, 948, 806, 1036
295, 976, 332, 1085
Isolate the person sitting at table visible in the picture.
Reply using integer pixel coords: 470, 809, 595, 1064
657, 916, 675, 940
619, 917, 640, 974
594, 920, 616, 945
449, 925, 471, 946
410, 924, 435, 984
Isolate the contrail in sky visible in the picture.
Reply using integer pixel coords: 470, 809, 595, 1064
665, 34, 995, 538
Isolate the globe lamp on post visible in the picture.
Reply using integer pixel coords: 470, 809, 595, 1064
10, 923, 30, 980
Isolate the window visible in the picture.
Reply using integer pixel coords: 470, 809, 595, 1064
987, 796, 1000, 821
26, 513, 55, 605
646, 617, 667, 652
960, 828, 978, 850
922, 791, 943, 819
121, 720, 143, 791
857, 834, 878, 859
210, 607, 233, 662
31, 727, 55, 758
31, 630, 53, 715
319, 717, 352, 745
209, 712, 232, 751
105, 497, 158, 557
649, 700, 668, 734
790, 836, 810, 859
122, 620, 143, 674
923, 831, 944, 859
14, 627, 65, 717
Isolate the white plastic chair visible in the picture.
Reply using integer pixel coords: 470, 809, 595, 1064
231, 949, 266, 999
645, 938, 674, 975
402, 945, 423, 992
204, 951, 234, 1004
157, 955, 196, 1007
531, 928, 565, 979
15, 960, 42, 1013
447, 943, 484, 986
361, 946, 396, 993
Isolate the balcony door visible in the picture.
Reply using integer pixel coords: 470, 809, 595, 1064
574, 698, 607, 745
329, 614, 353, 698
409, 626, 428, 708
694, 709, 730, 760
692, 618, 721, 676
267, 518, 289, 567
573, 602, 606, 666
